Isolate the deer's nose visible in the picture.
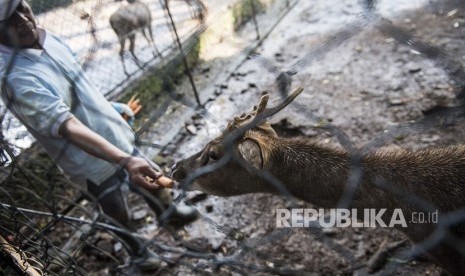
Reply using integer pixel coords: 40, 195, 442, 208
171, 163, 186, 181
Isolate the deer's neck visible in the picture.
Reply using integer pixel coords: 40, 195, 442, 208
266, 137, 465, 213
266, 137, 353, 207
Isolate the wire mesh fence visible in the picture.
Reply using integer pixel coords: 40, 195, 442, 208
1, 0, 465, 275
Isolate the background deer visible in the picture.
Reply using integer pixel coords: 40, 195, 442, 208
110, 0, 161, 76
172, 88, 465, 275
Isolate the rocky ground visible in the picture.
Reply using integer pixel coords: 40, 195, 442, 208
61, 0, 465, 274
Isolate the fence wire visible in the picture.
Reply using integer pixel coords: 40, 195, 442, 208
1, 0, 465, 275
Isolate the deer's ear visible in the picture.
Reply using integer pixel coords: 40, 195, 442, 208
238, 139, 263, 169
257, 122, 278, 137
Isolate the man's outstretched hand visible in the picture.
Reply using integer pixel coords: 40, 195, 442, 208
123, 156, 173, 190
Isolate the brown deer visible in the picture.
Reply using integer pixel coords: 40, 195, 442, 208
110, 0, 161, 76
172, 88, 465, 275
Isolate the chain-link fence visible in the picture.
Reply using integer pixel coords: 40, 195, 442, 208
1, 0, 465, 275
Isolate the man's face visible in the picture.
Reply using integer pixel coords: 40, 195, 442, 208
0, 1, 39, 48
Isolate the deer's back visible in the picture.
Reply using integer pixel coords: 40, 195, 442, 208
363, 144, 465, 211
110, 2, 152, 34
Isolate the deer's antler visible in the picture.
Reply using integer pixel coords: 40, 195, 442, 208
227, 87, 303, 132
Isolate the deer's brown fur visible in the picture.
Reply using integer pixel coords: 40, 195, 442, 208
172, 88, 465, 275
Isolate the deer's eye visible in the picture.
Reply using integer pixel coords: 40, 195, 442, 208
200, 149, 218, 166
208, 151, 218, 161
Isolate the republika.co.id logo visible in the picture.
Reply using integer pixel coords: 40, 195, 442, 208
276, 208, 438, 228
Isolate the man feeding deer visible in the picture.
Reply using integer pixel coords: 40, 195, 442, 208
0, 0, 198, 271
172, 88, 465, 275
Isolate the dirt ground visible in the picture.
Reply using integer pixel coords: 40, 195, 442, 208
69, 0, 465, 275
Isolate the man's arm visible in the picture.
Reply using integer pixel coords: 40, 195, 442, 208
59, 116, 161, 190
